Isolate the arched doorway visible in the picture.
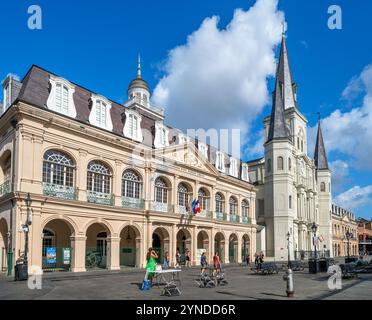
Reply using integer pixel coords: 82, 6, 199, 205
197, 231, 209, 262
120, 226, 141, 268
152, 227, 170, 264
42, 219, 74, 271
229, 234, 238, 263
0, 151, 11, 197
0, 219, 9, 273
242, 234, 250, 262
177, 229, 191, 264
85, 223, 111, 269
214, 232, 225, 263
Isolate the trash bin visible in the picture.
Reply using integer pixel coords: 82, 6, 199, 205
318, 258, 329, 273
14, 263, 28, 281
309, 259, 319, 274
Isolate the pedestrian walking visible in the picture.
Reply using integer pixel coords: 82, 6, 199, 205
213, 252, 220, 276
163, 251, 170, 269
175, 248, 181, 269
185, 248, 191, 267
245, 254, 250, 267
254, 253, 259, 266
200, 252, 208, 274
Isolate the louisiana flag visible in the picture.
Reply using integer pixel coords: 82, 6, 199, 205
191, 199, 201, 215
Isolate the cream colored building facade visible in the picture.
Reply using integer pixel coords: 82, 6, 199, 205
331, 204, 358, 257
0, 64, 257, 274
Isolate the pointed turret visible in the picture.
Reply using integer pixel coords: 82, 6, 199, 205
314, 120, 329, 170
267, 36, 295, 142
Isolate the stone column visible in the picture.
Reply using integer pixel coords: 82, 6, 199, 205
237, 235, 242, 264
224, 239, 229, 264
147, 221, 153, 250
29, 207, 42, 270
192, 227, 198, 265
70, 236, 86, 273
114, 160, 122, 207
173, 175, 179, 213
171, 224, 177, 267
77, 150, 88, 201
107, 236, 120, 271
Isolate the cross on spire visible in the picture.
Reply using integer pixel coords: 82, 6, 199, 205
137, 54, 141, 79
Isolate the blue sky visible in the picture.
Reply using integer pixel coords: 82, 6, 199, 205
1, 0, 371, 219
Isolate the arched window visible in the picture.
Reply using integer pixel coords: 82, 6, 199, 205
155, 178, 168, 203
198, 188, 210, 210
178, 183, 189, 207
43, 150, 75, 187
122, 170, 142, 199
267, 159, 272, 173
87, 161, 111, 194
215, 193, 225, 213
229, 197, 238, 215
320, 182, 326, 192
277, 156, 284, 171
241, 200, 250, 217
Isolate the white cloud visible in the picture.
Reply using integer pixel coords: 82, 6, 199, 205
310, 64, 372, 170
334, 185, 372, 211
329, 160, 350, 193
153, 0, 284, 154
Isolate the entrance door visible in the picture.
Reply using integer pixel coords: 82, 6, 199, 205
97, 232, 107, 268
152, 233, 162, 263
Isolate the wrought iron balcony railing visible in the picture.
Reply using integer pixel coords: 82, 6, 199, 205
0, 180, 11, 197
43, 183, 77, 200
87, 191, 113, 206
122, 197, 145, 210
150, 201, 173, 213
199, 209, 213, 219
216, 212, 228, 221
176, 205, 190, 215
242, 216, 252, 224
230, 214, 239, 223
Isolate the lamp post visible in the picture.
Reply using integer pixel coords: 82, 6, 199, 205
286, 232, 291, 268
311, 222, 318, 259
345, 230, 352, 260
283, 231, 294, 297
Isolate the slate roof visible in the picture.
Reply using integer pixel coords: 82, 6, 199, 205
314, 120, 329, 170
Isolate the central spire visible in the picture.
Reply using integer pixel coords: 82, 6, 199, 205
137, 54, 142, 79
314, 118, 329, 170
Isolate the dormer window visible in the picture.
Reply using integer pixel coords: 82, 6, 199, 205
216, 151, 225, 172
241, 164, 249, 182
154, 122, 169, 148
123, 110, 143, 142
198, 142, 208, 159
3, 83, 10, 110
229, 157, 238, 177
47, 76, 77, 118
89, 94, 113, 131
178, 133, 190, 145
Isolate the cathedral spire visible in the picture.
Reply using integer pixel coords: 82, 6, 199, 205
314, 118, 329, 170
267, 35, 294, 142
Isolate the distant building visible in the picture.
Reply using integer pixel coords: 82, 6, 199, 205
357, 218, 372, 255
331, 204, 358, 257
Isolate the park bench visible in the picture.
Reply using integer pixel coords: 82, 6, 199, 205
252, 262, 279, 275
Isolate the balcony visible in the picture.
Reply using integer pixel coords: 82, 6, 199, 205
0, 180, 11, 197
242, 216, 252, 225
176, 205, 189, 215
43, 183, 77, 200
199, 210, 213, 219
150, 201, 173, 213
87, 191, 113, 206
230, 214, 240, 223
216, 212, 228, 221
122, 196, 144, 210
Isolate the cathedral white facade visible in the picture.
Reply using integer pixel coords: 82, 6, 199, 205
248, 36, 333, 261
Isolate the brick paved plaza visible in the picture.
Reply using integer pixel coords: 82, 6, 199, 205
1, 264, 371, 300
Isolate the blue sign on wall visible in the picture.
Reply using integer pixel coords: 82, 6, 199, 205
46, 247, 57, 264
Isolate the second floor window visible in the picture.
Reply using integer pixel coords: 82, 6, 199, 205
229, 197, 238, 215
241, 200, 250, 217
122, 170, 142, 199
216, 152, 225, 172
198, 189, 210, 210
229, 158, 238, 177
87, 161, 111, 194
215, 193, 224, 213
43, 150, 75, 187
178, 183, 189, 207
155, 177, 168, 203
128, 114, 138, 139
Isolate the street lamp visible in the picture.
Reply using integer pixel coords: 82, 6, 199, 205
311, 222, 318, 259
345, 230, 353, 260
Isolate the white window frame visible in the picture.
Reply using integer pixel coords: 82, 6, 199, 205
154, 122, 170, 149
216, 151, 225, 173
123, 109, 143, 142
198, 142, 208, 159
46, 76, 77, 118
89, 94, 113, 131
229, 157, 238, 177
241, 164, 249, 182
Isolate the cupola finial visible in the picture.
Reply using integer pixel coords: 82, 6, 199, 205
137, 54, 141, 79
